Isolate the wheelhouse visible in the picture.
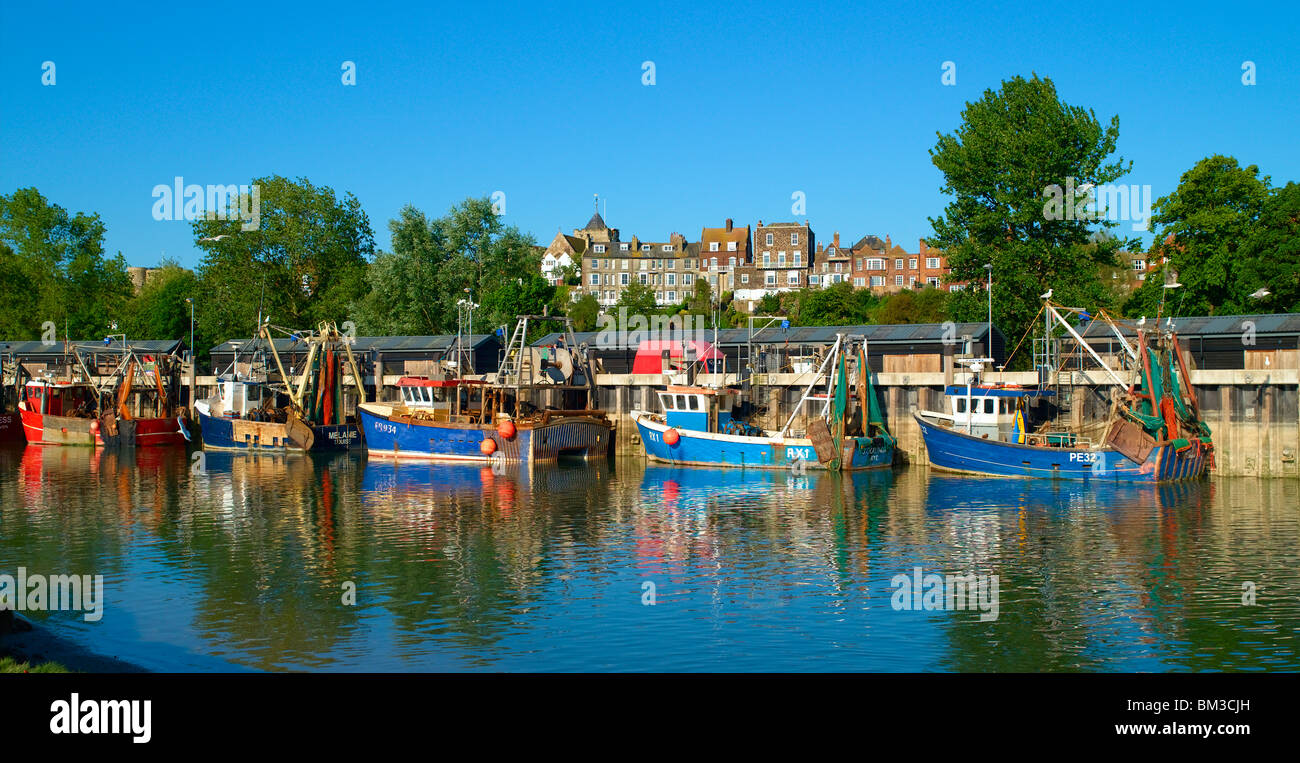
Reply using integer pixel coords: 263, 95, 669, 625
942, 385, 1055, 441
657, 385, 747, 434
215, 378, 268, 418
23, 380, 96, 417
395, 377, 490, 421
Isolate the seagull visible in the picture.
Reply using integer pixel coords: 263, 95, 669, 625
1137, 316, 1147, 326
1250, 288, 1271, 299
1040, 288, 1053, 300
200, 235, 231, 242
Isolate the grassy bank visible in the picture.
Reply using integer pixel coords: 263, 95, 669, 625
0, 655, 72, 673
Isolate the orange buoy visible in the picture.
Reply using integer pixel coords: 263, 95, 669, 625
663, 428, 680, 446
480, 438, 497, 455
497, 420, 516, 439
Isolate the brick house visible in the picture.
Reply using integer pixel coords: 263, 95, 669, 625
737, 220, 814, 309
697, 218, 752, 304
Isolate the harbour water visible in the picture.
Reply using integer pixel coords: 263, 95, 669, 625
1, 445, 1297, 672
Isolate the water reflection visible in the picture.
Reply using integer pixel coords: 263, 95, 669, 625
0, 444, 1295, 672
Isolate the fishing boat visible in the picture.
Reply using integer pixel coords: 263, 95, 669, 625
358, 315, 613, 463
195, 321, 363, 451
914, 300, 1213, 483
16, 343, 189, 447
632, 333, 895, 471
0, 351, 25, 444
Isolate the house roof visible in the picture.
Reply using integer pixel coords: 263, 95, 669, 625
583, 212, 608, 231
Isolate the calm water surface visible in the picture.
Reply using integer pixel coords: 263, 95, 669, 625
1, 445, 1297, 672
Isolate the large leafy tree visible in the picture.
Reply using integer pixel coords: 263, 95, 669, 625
0, 187, 133, 341
1235, 182, 1300, 314
192, 175, 374, 343
354, 197, 550, 337
928, 75, 1133, 355
1123, 156, 1272, 317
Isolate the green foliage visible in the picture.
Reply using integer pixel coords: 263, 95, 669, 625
929, 75, 1132, 346
121, 259, 202, 349
192, 175, 374, 345
1123, 156, 1273, 317
568, 293, 600, 332
353, 198, 549, 336
1237, 182, 1300, 314
791, 281, 879, 325
613, 281, 658, 318
0, 188, 133, 341
871, 287, 951, 324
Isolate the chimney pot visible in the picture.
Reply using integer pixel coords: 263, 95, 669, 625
725, 218, 733, 232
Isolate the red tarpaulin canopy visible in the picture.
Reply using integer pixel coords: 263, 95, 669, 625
631, 340, 724, 374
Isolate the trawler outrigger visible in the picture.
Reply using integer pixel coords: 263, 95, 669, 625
914, 299, 1213, 483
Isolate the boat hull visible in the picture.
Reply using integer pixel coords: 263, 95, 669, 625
19, 408, 187, 447
0, 412, 25, 444
196, 404, 359, 452
633, 411, 893, 471
913, 412, 1210, 483
358, 404, 611, 463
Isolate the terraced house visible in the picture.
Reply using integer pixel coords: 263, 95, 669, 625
734, 220, 814, 310
697, 218, 752, 302
575, 210, 695, 307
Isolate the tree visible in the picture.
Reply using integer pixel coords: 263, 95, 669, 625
687, 278, 713, 315
0, 187, 133, 341
568, 293, 600, 333
122, 259, 202, 347
1236, 182, 1300, 314
872, 286, 951, 324
928, 75, 1133, 357
193, 175, 374, 343
614, 282, 657, 319
1123, 156, 1271, 317
353, 198, 546, 336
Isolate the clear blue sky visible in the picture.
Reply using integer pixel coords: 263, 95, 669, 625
2, 1, 1296, 269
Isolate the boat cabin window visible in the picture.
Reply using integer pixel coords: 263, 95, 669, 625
687, 395, 699, 410
675, 394, 686, 410
956, 398, 966, 414
984, 398, 994, 414
663, 395, 674, 410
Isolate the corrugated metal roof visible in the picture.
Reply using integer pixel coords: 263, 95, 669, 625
1078, 313, 1300, 338
531, 322, 996, 349
2, 339, 185, 355
209, 334, 498, 354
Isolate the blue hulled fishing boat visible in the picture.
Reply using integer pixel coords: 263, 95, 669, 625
196, 321, 363, 452
914, 300, 1213, 483
357, 315, 612, 463
632, 334, 894, 471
